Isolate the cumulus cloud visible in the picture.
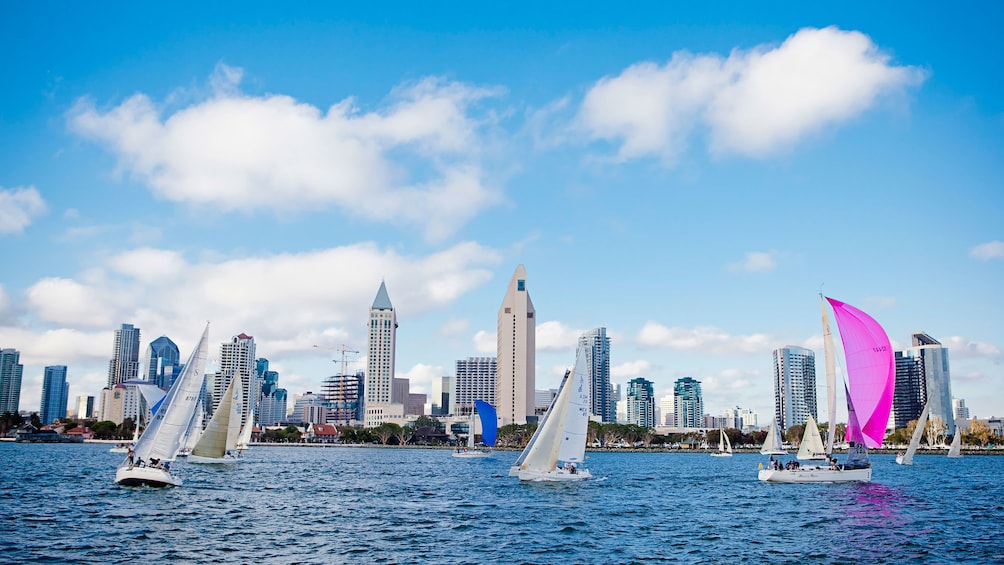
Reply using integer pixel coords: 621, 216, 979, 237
942, 336, 1002, 360
726, 250, 778, 273
0, 186, 47, 234
970, 240, 1004, 261
67, 68, 504, 241
472, 330, 497, 354
636, 321, 773, 355
577, 26, 925, 162
397, 363, 446, 397
536, 320, 587, 351
611, 359, 652, 379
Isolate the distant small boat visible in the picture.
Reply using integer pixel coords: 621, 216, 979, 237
235, 408, 255, 455
896, 401, 930, 465
452, 400, 496, 459
509, 347, 591, 482
947, 419, 963, 459
711, 426, 732, 457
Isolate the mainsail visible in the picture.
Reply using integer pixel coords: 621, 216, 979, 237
192, 376, 242, 458
796, 415, 827, 460
826, 297, 895, 449
947, 418, 963, 458
820, 295, 838, 455
760, 418, 787, 455
474, 400, 497, 447
901, 402, 931, 465
133, 324, 210, 464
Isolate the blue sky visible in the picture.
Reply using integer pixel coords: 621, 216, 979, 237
2, 3, 1002, 423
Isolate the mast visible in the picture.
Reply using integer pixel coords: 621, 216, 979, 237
820, 294, 837, 456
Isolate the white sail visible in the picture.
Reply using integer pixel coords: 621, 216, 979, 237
557, 348, 590, 465
947, 419, 962, 458
723, 430, 732, 454
820, 295, 837, 456
131, 324, 210, 464
237, 409, 254, 451
760, 418, 787, 455
192, 375, 242, 459
181, 396, 204, 452
796, 415, 827, 460
899, 402, 930, 465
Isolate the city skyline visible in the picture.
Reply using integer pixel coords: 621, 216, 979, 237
1, 5, 1002, 422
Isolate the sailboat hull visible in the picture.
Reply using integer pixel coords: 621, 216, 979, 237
711, 452, 732, 457
516, 467, 592, 482
758, 466, 870, 483
451, 449, 492, 458
115, 465, 181, 487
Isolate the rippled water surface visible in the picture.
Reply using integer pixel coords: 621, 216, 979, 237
2, 443, 1002, 564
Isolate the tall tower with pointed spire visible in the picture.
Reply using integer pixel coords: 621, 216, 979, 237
366, 281, 397, 407
497, 265, 535, 425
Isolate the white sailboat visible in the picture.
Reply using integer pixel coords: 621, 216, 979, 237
177, 396, 204, 457
236, 408, 255, 455
711, 426, 733, 457
896, 401, 930, 465
187, 375, 243, 464
758, 296, 895, 484
760, 418, 787, 457
796, 415, 827, 461
509, 347, 591, 482
115, 324, 210, 487
453, 400, 496, 459
110, 381, 167, 452
947, 419, 963, 458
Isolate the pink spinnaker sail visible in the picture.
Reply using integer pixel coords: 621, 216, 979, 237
827, 297, 895, 449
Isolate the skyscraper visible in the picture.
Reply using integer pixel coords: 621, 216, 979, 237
107, 323, 141, 387
626, 377, 655, 428
454, 357, 496, 416
321, 372, 364, 424
580, 327, 615, 423
431, 376, 453, 416
894, 332, 954, 435
673, 377, 703, 428
145, 336, 181, 391
213, 333, 257, 428
75, 395, 95, 419
0, 348, 23, 414
497, 265, 535, 426
366, 281, 397, 406
40, 365, 69, 424
772, 345, 818, 431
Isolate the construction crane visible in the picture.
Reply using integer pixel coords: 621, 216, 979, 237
313, 344, 360, 376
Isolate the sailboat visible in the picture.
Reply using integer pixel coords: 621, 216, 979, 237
453, 400, 497, 458
711, 426, 733, 457
115, 324, 210, 487
110, 381, 167, 452
947, 418, 963, 458
236, 408, 255, 455
758, 296, 895, 483
760, 418, 788, 458
896, 401, 930, 465
796, 415, 827, 461
188, 375, 243, 464
509, 346, 591, 482
177, 396, 204, 457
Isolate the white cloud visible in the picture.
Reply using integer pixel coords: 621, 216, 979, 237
726, 250, 777, 273
536, 320, 586, 351
611, 359, 652, 379
636, 321, 773, 355
397, 363, 446, 397
970, 240, 1004, 261
67, 71, 504, 241
577, 26, 925, 162
439, 318, 470, 338
0, 186, 47, 234
472, 330, 496, 354
942, 336, 1002, 360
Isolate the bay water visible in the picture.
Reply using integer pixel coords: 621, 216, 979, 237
2, 442, 1002, 564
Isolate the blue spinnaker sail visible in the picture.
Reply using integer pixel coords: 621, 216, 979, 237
474, 400, 497, 447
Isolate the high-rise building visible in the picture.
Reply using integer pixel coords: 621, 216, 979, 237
659, 394, 675, 426
772, 346, 818, 431
497, 265, 535, 426
673, 377, 703, 428
40, 365, 69, 424
894, 332, 954, 435
107, 323, 141, 387
454, 357, 496, 416
407, 393, 427, 416
431, 376, 453, 416
145, 336, 181, 391
393, 377, 410, 406
366, 281, 397, 407
953, 398, 970, 421
256, 357, 286, 426
579, 328, 615, 422
0, 348, 23, 414
626, 377, 655, 428
75, 395, 95, 420
722, 406, 759, 432
213, 333, 257, 428
321, 372, 364, 424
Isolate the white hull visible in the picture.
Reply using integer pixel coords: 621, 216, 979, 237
186, 454, 240, 465
711, 452, 732, 457
109, 446, 129, 453
115, 465, 181, 487
895, 453, 907, 465
452, 449, 492, 459
758, 465, 871, 483
515, 467, 592, 482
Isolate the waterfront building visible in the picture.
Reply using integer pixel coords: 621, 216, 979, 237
365, 281, 399, 426
431, 376, 452, 416
99, 383, 142, 425
626, 377, 656, 428
497, 265, 535, 426
321, 372, 363, 424
291, 392, 323, 423
673, 377, 703, 428
75, 395, 95, 419
393, 377, 410, 406
722, 406, 759, 432
772, 345, 818, 432
894, 332, 954, 435
0, 348, 23, 414
454, 357, 496, 416
258, 388, 288, 426
407, 393, 427, 416
145, 336, 181, 391
953, 398, 970, 421
535, 388, 557, 416
107, 323, 141, 387
579, 328, 615, 422
40, 365, 69, 424
211, 333, 258, 428
659, 395, 675, 426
